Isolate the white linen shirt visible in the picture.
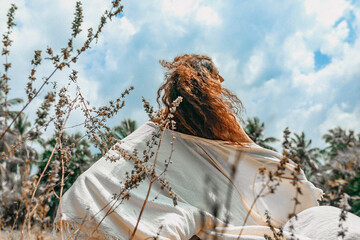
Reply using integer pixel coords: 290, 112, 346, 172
55, 122, 324, 239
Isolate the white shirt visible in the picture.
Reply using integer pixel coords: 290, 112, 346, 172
55, 122, 325, 239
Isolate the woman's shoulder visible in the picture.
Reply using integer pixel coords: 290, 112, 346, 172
119, 121, 159, 146
126, 121, 284, 165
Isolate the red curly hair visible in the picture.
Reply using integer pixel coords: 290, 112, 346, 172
156, 54, 252, 144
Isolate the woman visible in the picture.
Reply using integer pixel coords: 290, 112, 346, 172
55, 54, 359, 239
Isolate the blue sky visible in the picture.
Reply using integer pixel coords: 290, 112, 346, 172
0, 0, 359, 150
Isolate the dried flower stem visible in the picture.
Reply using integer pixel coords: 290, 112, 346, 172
88, 193, 127, 238
0, 69, 58, 141
65, 199, 116, 240
129, 122, 169, 240
1, 4, 17, 125
237, 179, 271, 239
0, 2, 123, 141
20, 95, 78, 240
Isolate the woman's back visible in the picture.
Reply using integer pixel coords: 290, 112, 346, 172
55, 122, 322, 239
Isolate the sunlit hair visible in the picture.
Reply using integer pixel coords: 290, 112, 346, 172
156, 54, 252, 144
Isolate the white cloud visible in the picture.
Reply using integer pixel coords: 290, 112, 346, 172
242, 50, 265, 85
77, 74, 100, 104
161, 0, 200, 18
295, 103, 323, 120
292, 32, 360, 96
304, 0, 350, 27
103, 17, 137, 46
320, 20, 349, 56
354, 7, 360, 28
216, 55, 240, 85
282, 32, 314, 75
275, 103, 323, 133
118, 17, 137, 37
195, 6, 221, 26
104, 50, 118, 71
320, 105, 360, 135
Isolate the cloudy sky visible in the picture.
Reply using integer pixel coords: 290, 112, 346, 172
0, 0, 359, 150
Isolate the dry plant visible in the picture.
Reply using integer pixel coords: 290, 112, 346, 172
0, 1, 129, 239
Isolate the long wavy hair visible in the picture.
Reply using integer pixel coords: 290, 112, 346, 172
156, 54, 252, 144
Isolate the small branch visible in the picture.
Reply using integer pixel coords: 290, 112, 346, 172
237, 179, 270, 239
52, 187, 60, 199
58, 140, 65, 240
129, 123, 169, 240
20, 95, 78, 240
